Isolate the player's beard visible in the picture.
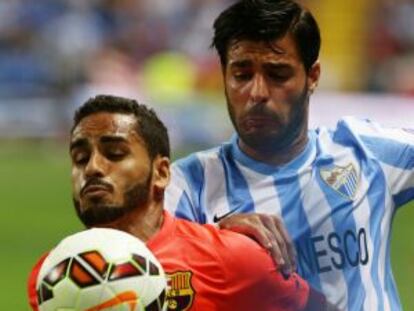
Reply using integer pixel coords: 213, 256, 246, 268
226, 83, 309, 154
73, 171, 152, 228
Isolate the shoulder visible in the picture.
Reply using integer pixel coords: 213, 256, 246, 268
324, 116, 412, 143
212, 228, 278, 279
173, 216, 233, 248
173, 217, 266, 261
314, 117, 381, 138
168, 147, 222, 193
312, 117, 414, 176
168, 144, 229, 198
174, 218, 279, 281
315, 116, 413, 152
180, 224, 311, 310
172, 145, 224, 173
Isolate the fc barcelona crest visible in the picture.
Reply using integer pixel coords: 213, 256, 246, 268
320, 163, 359, 200
166, 271, 195, 310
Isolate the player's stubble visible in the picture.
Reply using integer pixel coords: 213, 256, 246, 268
73, 169, 152, 227
226, 82, 309, 154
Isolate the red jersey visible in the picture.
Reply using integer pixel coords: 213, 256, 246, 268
28, 211, 310, 311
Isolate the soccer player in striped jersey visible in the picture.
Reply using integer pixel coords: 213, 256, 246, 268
164, 1, 414, 310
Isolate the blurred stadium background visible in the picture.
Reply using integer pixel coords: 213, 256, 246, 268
0, 0, 413, 309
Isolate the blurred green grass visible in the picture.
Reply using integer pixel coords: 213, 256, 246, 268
0, 141, 412, 310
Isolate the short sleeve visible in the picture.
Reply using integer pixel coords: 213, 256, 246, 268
337, 117, 414, 208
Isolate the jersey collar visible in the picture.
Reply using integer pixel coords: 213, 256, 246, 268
229, 131, 316, 175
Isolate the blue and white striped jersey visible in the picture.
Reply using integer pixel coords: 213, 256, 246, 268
165, 117, 414, 311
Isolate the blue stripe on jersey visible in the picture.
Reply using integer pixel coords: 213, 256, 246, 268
275, 175, 323, 292
334, 131, 389, 311
315, 136, 366, 310
393, 187, 414, 208
220, 144, 255, 214
357, 161, 387, 311
175, 155, 207, 223
175, 191, 206, 223
360, 135, 414, 169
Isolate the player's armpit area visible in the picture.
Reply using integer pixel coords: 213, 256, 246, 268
304, 287, 342, 311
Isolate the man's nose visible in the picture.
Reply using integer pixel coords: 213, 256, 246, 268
249, 74, 269, 105
85, 152, 106, 178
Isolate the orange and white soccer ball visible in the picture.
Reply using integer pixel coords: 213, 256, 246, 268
36, 228, 167, 311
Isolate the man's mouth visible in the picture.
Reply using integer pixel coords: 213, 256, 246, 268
81, 181, 113, 197
82, 185, 111, 196
242, 115, 277, 130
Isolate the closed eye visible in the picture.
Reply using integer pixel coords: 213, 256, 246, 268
267, 72, 290, 82
106, 152, 126, 161
235, 73, 252, 81
104, 146, 129, 161
72, 151, 90, 165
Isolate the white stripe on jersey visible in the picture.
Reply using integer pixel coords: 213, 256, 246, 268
381, 162, 414, 198
166, 165, 190, 216
234, 162, 283, 217
297, 164, 349, 309
377, 163, 405, 311
378, 184, 394, 311
318, 128, 380, 311
341, 117, 414, 145
197, 151, 230, 223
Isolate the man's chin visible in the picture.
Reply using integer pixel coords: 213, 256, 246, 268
73, 179, 150, 227
80, 206, 127, 227
241, 131, 287, 151
74, 199, 128, 227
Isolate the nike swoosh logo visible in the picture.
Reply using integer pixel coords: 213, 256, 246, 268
213, 208, 239, 223
85, 290, 138, 311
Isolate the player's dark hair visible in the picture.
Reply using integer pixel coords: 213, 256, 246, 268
72, 95, 170, 159
212, 0, 321, 72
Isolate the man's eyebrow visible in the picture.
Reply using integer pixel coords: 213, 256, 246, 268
100, 135, 129, 144
264, 62, 293, 70
229, 59, 252, 68
229, 60, 293, 70
70, 138, 88, 151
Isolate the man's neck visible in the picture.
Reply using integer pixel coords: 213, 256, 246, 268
99, 202, 164, 243
239, 127, 309, 166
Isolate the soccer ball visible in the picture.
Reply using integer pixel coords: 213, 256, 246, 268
36, 228, 167, 311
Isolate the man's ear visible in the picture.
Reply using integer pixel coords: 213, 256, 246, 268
152, 156, 170, 201
307, 60, 320, 94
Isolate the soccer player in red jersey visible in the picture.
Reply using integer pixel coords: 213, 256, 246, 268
28, 95, 338, 311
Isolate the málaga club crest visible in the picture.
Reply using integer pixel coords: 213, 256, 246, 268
320, 163, 359, 200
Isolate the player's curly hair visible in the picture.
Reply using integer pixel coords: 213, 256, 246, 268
72, 95, 170, 159
212, 0, 320, 73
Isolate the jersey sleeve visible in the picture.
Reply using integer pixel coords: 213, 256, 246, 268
27, 253, 49, 311
165, 155, 207, 223
337, 117, 414, 208
218, 231, 310, 311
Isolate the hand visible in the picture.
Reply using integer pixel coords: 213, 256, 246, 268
218, 213, 296, 276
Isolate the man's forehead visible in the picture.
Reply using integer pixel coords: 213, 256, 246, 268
71, 112, 137, 140
227, 35, 299, 63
